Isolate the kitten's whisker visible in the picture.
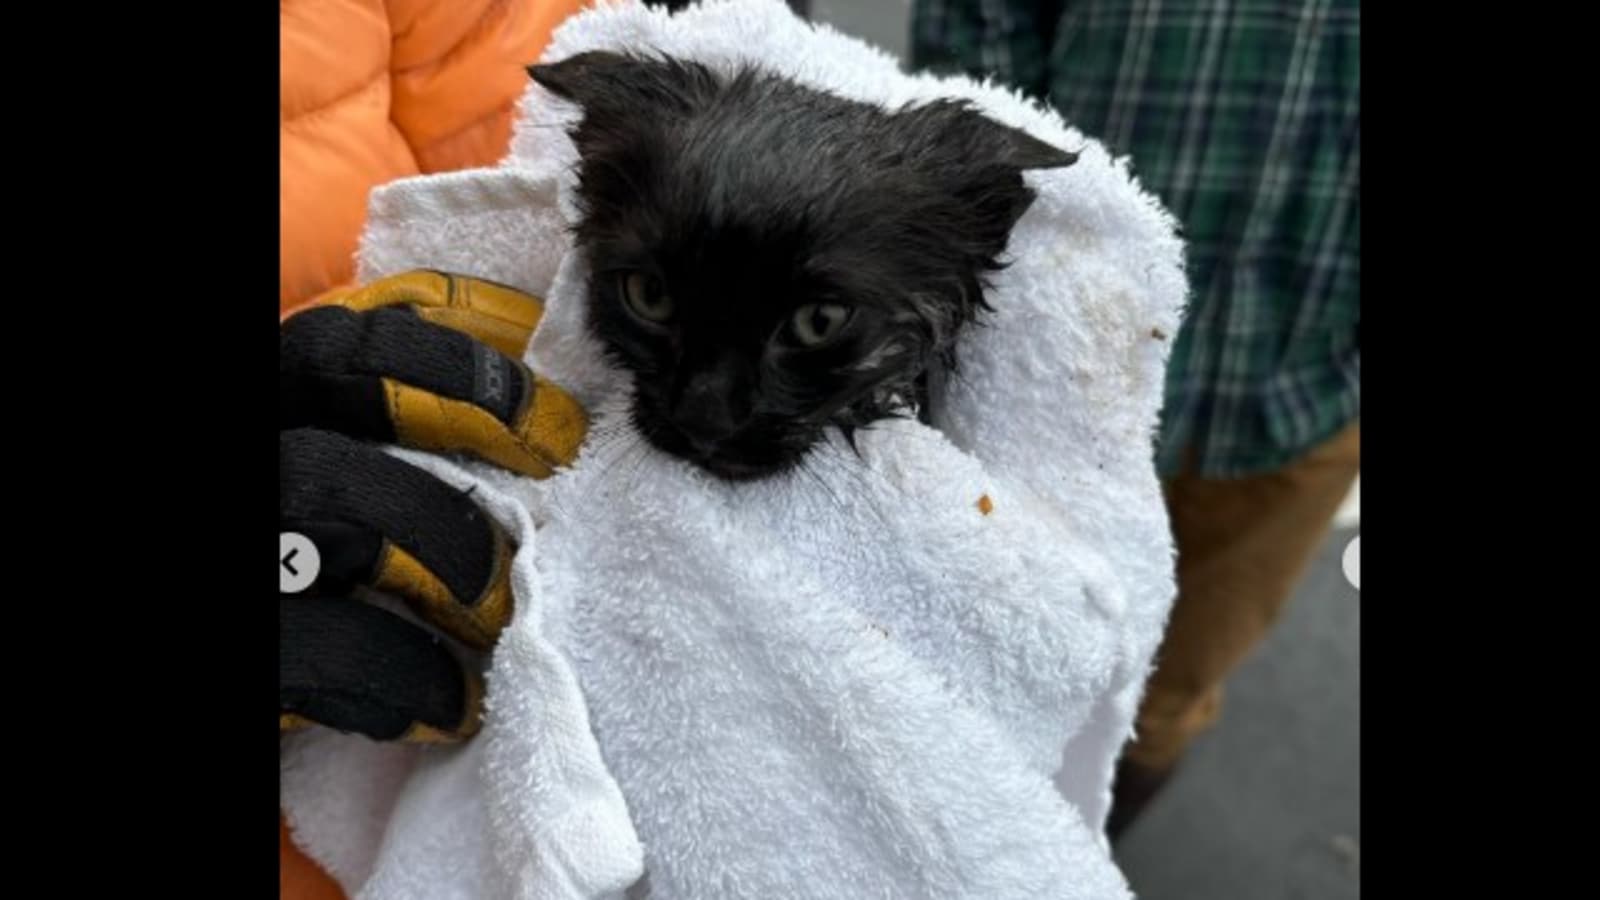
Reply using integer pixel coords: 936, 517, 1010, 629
797, 455, 850, 521
580, 427, 649, 506
550, 422, 633, 518
616, 430, 659, 499
815, 448, 896, 536
807, 454, 886, 562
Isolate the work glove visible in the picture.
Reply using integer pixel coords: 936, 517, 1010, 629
279, 271, 586, 742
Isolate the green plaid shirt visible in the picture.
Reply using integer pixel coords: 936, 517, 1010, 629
912, 0, 1360, 477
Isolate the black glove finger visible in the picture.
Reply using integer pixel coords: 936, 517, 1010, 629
280, 427, 513, 650
280, 304, 585, 479
281, 303, 530, 433
280, 596, 483, 742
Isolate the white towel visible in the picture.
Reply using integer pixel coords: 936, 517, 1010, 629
279, 2, 1187, 898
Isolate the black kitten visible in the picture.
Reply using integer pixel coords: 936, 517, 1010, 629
529, 51, 1075, 480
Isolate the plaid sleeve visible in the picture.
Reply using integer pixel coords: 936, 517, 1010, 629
910, 0, 1065, 100
911, 0, 1360, 478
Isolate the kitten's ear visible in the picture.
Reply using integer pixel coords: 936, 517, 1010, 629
914, 99, 1079, 176
527, 51, 631, 103
928, 100, 1078, 171
931, 107, 1078, 256
528, 50, 713, 115
994, 125, 1079, 170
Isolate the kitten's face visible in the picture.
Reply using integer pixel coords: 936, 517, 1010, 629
531, 52, 1074, 480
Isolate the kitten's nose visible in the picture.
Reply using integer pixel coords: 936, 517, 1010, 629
671, 361, 752, 448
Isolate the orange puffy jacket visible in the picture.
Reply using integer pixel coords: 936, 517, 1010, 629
279, 1, 584, 896
280, 0, 584, 314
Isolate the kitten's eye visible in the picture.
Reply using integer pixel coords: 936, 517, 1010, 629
789, 303, 853, 347
620, 272, 673, 323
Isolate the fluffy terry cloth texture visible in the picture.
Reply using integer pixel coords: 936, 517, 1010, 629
279, 1, 1186, 898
